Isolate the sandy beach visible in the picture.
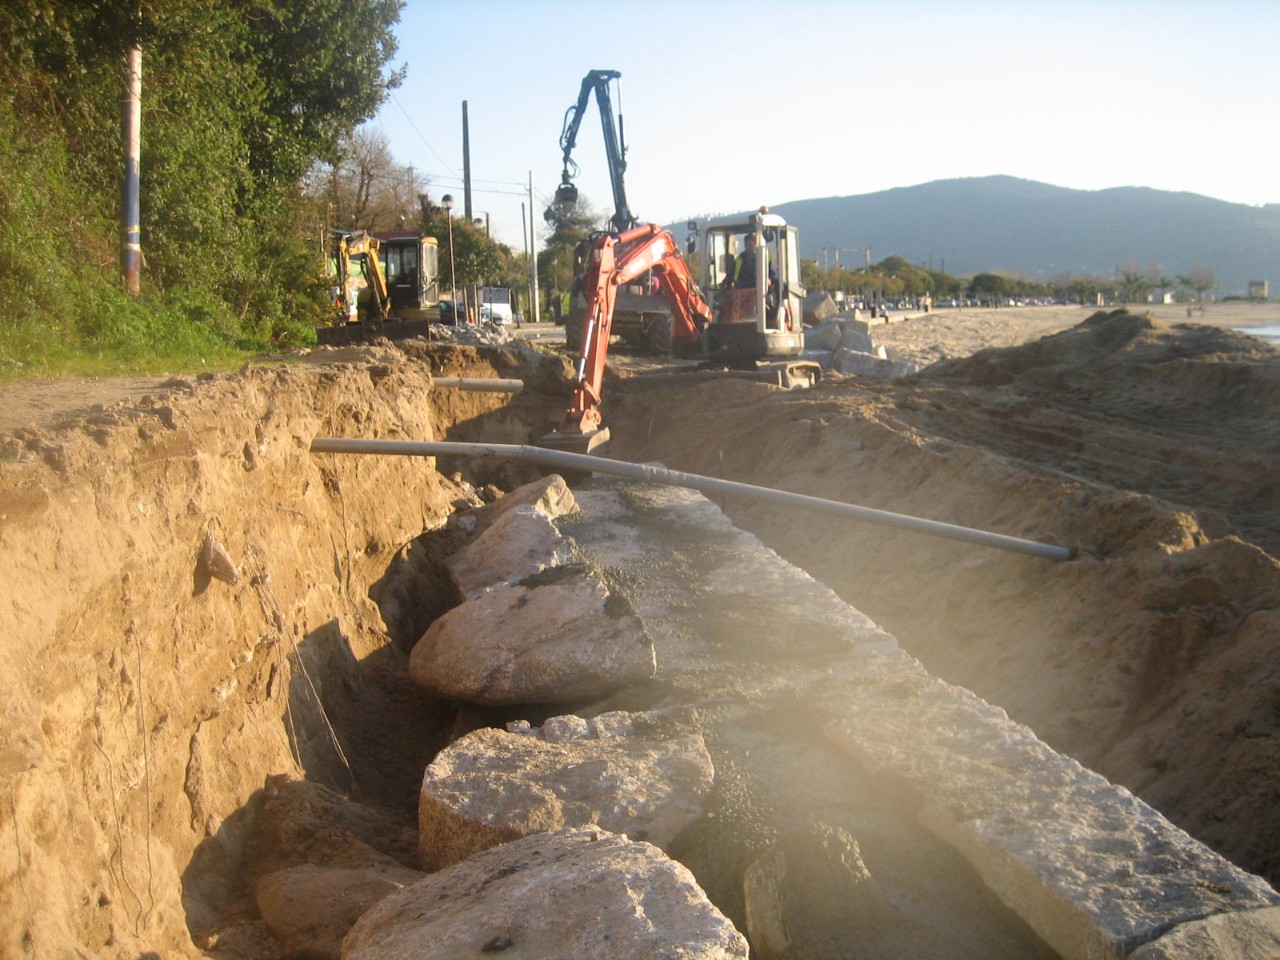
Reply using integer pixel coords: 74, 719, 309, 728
869, 300, 1280, 367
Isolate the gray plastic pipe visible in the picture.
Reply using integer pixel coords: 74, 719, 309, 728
432, 377, 524, 393
309, 437, 1075, 562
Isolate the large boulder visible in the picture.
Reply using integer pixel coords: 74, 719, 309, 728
407, 569, 655, 705
445, 505, 575, 600
803, 291, 839, 325
418, 712, 715, 870
833, 347, 920, 379
342, 828, 749, 960
444, 474, 579, 599
472, 473, 578, 530
803, 319, 844, 352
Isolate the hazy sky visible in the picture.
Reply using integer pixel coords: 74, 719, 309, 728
371, 0, 1279, 249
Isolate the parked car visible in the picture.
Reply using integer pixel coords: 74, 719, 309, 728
438, 299, 466, 324
480, 304, 512, 325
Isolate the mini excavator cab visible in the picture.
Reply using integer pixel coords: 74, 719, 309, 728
695, 209, 807, 364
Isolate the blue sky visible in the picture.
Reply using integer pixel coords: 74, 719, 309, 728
371, 0, 1280, 249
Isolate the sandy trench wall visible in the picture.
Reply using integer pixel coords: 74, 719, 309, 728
0, 354, 510, 959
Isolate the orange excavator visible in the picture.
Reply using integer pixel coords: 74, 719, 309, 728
542, 221, 712, 453
541, 70, 817, 455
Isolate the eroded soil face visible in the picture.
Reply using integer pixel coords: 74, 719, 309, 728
1, 310, 1278, 957
0, 341, 566, 958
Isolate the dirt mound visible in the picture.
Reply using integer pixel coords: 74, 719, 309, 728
606, 310, 1280, 885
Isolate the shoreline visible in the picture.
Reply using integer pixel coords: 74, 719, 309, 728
867, 302, 1280, 362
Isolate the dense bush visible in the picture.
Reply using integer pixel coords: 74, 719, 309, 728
0, 1, 403, 375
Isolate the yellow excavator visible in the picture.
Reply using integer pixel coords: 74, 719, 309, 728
331, 230, 391, 325
319, 229, 441, 346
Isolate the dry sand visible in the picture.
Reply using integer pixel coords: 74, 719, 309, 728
871, 300, 1280, 367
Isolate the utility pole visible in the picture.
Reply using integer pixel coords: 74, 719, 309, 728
529, 171, 540, 323
462, 101, 473, 221
121, 45, 142, 295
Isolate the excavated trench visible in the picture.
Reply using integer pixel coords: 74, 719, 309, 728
3, 325, 1278, 959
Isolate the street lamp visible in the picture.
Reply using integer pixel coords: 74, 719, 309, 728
441, 194, 458, 320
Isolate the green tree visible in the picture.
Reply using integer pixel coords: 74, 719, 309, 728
537, 197, 603, 308
1116, 270, 1150, 304
968, 272, 1009, 305
1187, 265, 1217, 302
0, 0, 407, 361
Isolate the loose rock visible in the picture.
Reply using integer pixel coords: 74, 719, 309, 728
342, 827, 749, 960
418, 714, 714, 870
408, 572, 655, 705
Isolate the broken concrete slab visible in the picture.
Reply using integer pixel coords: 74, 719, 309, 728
407, 571, 655, 706
445, 504, 576, 599
819, 660, 1280, 960
1128, 907, 1280, 959
833, 346, 920, 378
342, 827, 750, 959
554, 479, 1280, 959
417, 712, 714, 871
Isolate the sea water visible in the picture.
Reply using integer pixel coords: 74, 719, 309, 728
1235, 325, 1280, 345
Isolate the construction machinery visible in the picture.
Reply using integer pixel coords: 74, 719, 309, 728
542, 69, 817, 455
318, 230, 441, 346
555, 70, 677, 355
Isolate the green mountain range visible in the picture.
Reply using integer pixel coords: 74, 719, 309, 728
761, 176, 1278, 296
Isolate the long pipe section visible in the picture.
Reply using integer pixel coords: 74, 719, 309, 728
310, 437, 1075, 562
433, 377, 524, 393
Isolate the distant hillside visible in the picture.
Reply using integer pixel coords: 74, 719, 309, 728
746, 177, 1278, 295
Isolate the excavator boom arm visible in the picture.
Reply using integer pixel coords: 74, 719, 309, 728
557, 224, 710, 438
557, 69, 633, 233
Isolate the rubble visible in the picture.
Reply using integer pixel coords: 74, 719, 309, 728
342, 828, 750, 960
406, 572, 655, 705
417, 712, 714, 870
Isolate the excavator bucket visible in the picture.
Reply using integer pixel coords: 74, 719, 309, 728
536, 426, 611, 457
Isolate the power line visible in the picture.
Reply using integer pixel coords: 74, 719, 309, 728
389, 91, 456, 175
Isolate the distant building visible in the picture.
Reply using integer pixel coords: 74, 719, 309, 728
1248, 280, 1269, 300
1149, 290, 1174, 304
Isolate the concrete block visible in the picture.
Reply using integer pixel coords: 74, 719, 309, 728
838, 329, 875, 354
833, 347, 919, 379
804, 292, 839, 324
821, 666, 1280, 960
1128, 907, 1280, 959
803, 319, 843, 352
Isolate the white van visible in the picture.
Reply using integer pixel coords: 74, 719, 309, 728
480, 286, 514, 324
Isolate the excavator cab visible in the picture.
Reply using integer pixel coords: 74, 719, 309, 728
698, 210, 807, 364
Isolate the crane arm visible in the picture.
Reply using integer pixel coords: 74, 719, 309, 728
556, 69, 633, 233
555, 224, 711, 442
